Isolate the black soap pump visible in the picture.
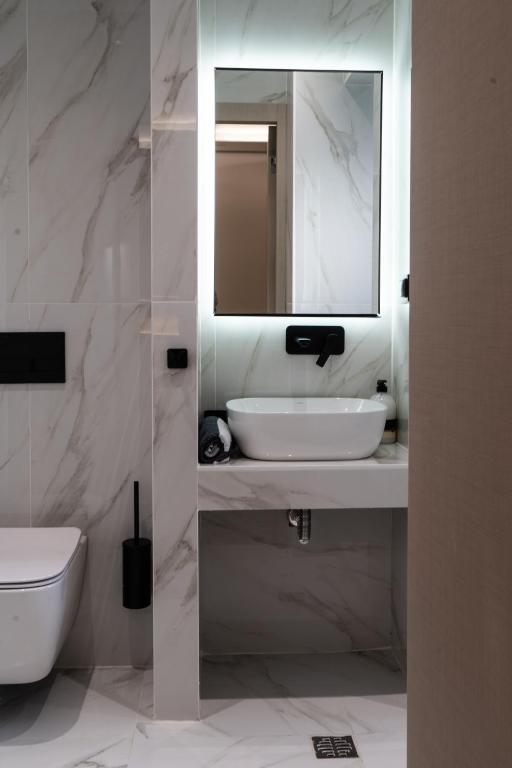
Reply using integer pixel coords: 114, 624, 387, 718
370, 379, 397, 444
122, 481, 152, 609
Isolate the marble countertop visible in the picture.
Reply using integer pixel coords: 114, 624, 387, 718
198, 444, 408, 511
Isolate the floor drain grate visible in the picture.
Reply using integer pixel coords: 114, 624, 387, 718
312, 736, 359, 759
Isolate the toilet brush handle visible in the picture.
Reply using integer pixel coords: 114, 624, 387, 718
133, 481, 139, 541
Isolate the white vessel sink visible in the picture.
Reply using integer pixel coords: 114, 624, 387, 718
227, 397, 387, 461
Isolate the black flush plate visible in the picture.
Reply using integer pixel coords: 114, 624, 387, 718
0, 332, 65, 384
312, 736, 359, 759
286, 326, 345, 356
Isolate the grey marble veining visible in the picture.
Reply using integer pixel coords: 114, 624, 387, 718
0, 303, 30, 526
293, 72, 378, 314
0, 667, 146, 766
28, 0, 150, 303
29, 303, 152, 668
214, 0, 393, 68
391, 508, 407, 664
215, 69, 288, 103
211, 314, 391, 412
198, 0, 395, 419
150, 0, 199, 720
130, 652, 405, 766
392, 0, 411, 447
0, 656, 406, 767
0, 0, 27, 303
151, 301, 199, 720
0, 0, 153, 671
194, 2, 407, 691
200, 509, 393, 655
201, 651, 405, 705
151, 0, 197, 301
198, 444, 408, 512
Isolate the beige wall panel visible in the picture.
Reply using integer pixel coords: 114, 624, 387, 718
409, 2, 512, 766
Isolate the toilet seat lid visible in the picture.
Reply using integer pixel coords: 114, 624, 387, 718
0, 527, 82, 586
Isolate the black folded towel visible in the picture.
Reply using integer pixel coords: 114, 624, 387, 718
198, 416, 232, 464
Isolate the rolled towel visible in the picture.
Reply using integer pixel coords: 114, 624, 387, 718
198, 416, 232, 464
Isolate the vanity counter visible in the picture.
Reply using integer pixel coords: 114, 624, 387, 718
198, 443, 408, 511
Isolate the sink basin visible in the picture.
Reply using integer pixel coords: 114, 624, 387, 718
227, 397, 387, 461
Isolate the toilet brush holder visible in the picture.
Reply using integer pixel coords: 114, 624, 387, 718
122, 481, 152, 609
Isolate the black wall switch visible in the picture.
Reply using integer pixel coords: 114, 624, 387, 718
167, 348, 188, 369
401, 274, 410, 301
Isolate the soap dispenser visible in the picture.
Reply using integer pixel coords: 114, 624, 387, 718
371, 379, 397, 444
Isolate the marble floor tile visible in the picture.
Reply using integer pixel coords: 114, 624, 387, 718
129, 653, 405, 766
130, 731, 359, 767
199, 653, 406, 741
0, 667, 145, 768
0, 654, 406, 767
130, 726, 405, 768
138, 668, 154, 722
201, 651, 405, 701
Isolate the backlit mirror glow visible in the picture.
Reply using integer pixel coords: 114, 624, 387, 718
214, 68, 383, 317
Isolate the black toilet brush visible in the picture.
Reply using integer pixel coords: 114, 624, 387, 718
122, 481, 152, 609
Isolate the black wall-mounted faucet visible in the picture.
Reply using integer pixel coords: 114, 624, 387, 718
286, 326, 345, 367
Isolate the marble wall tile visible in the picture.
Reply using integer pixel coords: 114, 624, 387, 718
198, 309, 216, 412
0, 303, 30, 526
214, 0, 393, 69
151, 0, 199, 720
212, 314, 391, 410
391, 508, 407, 665
215, 69, 289, 103
198, 0, 395, 415
393, 302, 409, 445
0, 0, 28, 303
151, 0, 197, 300
27, 0, 150, 303
198, 0, 217, 413
200, 651, 405, 713
198, 446, 408, 512
0, 0, 152, 671
293, 72, 378, 314
200, 509, 392, 655
152, 301, 199, 719
29, 302, 152, 668
392, 0, 411, 447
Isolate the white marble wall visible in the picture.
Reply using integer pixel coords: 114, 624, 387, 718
293, 72, 379, 315
0, 0, 152, 668
195, 0, 408, 684
200, 509, 393, 655
212, 313, 391, 408
392, 0, 411, 446
151, 0, 199, 720
390, 0, 410, 663
391, 507, 407, 662
198, 0, 395, 413
0, 0, 28, 305
215, 69, 289, 104
0, 1, 29, 524
214, 0, 393, 69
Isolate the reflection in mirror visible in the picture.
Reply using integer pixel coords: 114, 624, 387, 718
214, 69, 382, 316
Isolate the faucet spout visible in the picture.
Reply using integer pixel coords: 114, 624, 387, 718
316, 333, 340, 367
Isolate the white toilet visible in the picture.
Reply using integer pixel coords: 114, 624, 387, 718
0, 527, 87, 684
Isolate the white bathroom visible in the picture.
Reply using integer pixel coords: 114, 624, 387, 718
0, 1, 509, 767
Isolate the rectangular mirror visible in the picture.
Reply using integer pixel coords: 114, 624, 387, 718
214, 68, 383, 316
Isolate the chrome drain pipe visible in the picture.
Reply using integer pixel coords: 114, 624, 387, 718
287, 509, 312, 545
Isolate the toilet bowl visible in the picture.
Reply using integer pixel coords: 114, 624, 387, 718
0, 527, 87, 684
